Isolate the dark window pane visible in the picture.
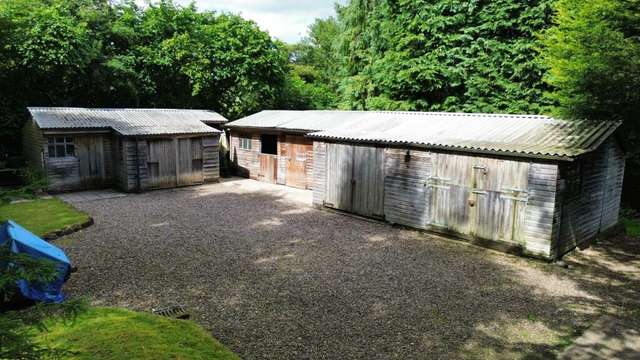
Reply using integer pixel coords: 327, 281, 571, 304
48, 145, 56, 157
56, 137, 64, 143
260, 134, 277, 155
56, 145, 65, 156
66, 144, 75, 156
65, 136, 73, 143
48, 137, 54, 144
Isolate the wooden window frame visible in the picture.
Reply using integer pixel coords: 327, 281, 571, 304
238, 136, 252, 150
47, 136, 75, 158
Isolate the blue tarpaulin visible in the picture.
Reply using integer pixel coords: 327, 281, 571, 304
0, 220, 71, 303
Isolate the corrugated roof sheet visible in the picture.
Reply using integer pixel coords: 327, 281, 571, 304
229, 110, 620, 160
28, 107, 226, 136
227, 110, 369, 132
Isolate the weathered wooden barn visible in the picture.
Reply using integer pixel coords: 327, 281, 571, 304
302, 111, 623, 260
226, 110, 368, 189
23, 107, 226, 192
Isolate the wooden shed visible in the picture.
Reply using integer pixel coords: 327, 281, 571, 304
304, 111, 623, 260
22, 107, 227, 192
226, 110, 364, 189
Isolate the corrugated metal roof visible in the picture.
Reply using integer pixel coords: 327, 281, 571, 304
229, 110, 620, 160
28, 107, 226, 136
226, 110, 373, 132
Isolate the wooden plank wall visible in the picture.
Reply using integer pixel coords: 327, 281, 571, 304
305, 143, 314, 190
523, 163, 559, 258
203, 135, 220, 183
121, 138, 148, 191
324, 143, 355, 211
351, 146, 385, 218
21, 119, 44, 168
555, 138, 625, 256
45, 156, 81, 191
44, 134, 113, 192
312, 141, 327, 207
277, 134, 287, 185
600, 140, 624, 230
383, 149, 432, 229
229, 131, 260, 179
314, 141, 567, 258
103, 136, 113, 182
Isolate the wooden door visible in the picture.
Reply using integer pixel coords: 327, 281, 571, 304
285, 135, 313, 189
324, 143, 354, 211
76, 136, 104, 189
259, 154, 278, 183
177, 138, 204, 186
470, 160, 529, 244
190, 138, 204, 184
147, 139, 177, 189
351, 146, 385, 218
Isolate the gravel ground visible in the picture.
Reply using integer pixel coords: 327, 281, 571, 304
57, 179, 640, 359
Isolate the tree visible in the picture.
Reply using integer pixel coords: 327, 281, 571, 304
540, 0, 640, 207
334, 0, 555, 113
0, 0, 288, 156
0, 245, 86, 359
282, 17, 341, 110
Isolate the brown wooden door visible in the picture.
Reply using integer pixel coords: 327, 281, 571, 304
147, 139, 177, 189
285, 135, 313, 189
76, 136, 104, 189
259, 154, 277, 183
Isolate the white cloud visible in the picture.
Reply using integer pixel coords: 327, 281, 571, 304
166, 0, 346, 43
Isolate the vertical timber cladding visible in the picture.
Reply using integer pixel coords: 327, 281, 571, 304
382, 147, 534, 246
281, 135, 314, 189
430, 153, 530, 244
383, 149, 433, 229
76, 135, 106, 189
146, 137, 206, 189
324, 143, 385, 218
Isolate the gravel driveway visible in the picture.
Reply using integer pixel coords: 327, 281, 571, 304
58, 179, 640, 359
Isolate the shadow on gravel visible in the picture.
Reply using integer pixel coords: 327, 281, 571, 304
57, 185, 640, 360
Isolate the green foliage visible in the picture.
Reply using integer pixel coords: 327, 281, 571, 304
0, 198, 90, 236
540, 0, 640, 207
540, 0, 640, 121
33, 307, 240, 359
0, 301, 87, 359
281, 17, 340, 109
334, 0, 555, 113
0, 0, 288, 153
0, 167, 48, 203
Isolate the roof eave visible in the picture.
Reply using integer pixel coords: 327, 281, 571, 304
306, 136, 576, 162
226, 124, 313, 134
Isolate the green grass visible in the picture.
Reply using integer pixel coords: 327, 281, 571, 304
622, 217, 640, 237
35, 307, 239, 360
0, 198, 90, 236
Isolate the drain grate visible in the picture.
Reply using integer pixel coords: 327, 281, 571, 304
152, 305, 190, 319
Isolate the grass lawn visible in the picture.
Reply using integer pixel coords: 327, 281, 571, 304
35, 307, 239, 360
622, 217, 640, 237
0, 198, 90, 236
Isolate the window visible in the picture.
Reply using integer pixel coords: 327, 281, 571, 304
238, 136, 252, 150
47, 136, 75, 158
260, 134, 277, 155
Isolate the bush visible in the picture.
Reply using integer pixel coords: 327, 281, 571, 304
0, 167, 47, 203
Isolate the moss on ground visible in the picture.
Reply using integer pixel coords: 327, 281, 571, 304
35, 307, 239, 360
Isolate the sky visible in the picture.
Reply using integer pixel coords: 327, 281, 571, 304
163, 0, 346, 43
